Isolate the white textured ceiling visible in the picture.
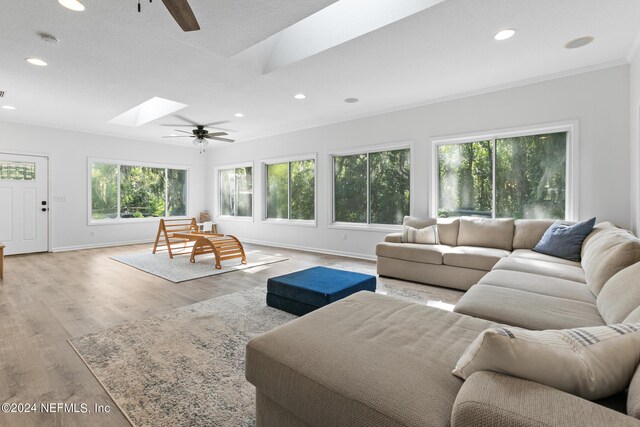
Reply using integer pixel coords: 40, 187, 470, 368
1, 0, 639, 146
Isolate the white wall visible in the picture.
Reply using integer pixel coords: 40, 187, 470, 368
206, 65, 631, 259
631, 52, 640, 235
0, 121, 207, 251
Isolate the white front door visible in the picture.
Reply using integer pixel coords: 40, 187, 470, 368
0, 154, 49, 255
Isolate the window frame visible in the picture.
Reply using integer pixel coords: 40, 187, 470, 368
261, 153, 318, 227
214, 162, 255, 222
328, 141, 414, 232
430, 121, 579, 220
87, 157, 190, 225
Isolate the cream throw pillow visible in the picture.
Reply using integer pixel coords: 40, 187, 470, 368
452, 323, 640, 400
402, 225, 438, 244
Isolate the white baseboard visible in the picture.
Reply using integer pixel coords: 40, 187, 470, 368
240, 238, 376, 261
52, 239, 155, 253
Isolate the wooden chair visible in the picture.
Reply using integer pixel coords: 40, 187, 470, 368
152, 218, 199, 258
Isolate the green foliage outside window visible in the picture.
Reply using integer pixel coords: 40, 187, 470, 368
219, 167, 253, 217
437, 132, 567, 219
91, 162, 187, 220
334, 148, 410, 225
266, 160, 315, 221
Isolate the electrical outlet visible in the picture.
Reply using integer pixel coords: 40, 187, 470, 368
342, 233, 348, 240
90, 231, 95, 237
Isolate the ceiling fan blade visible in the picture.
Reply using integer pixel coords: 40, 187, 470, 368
162, 135, 192, 138
171, 114, 199, 126
203, 120, 230, 127
161, 0, 200, 32
207, 132, 228, 137
174, 129, 193, 134
206, 136, 235, 143
161, 124, 197, 127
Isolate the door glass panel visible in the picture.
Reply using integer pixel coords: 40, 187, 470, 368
0, 161, 36, 181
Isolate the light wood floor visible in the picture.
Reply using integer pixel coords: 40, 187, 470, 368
0, 243, 463, 426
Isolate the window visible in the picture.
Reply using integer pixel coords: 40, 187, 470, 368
333, 148, 410, 225
265, 159, 315, 221
218, 166, 253, 217
0, 161, 36, 181
436, 131, 568, 219
90, 161, 187, 221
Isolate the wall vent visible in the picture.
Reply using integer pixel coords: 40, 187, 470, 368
0, 91, 4, 98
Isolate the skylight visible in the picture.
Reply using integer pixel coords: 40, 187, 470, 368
234, 0, 445, 74
108, 97, 187, 127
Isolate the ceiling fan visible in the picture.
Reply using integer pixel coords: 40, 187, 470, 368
138, 0, 200, 32
162, 115, 235, 153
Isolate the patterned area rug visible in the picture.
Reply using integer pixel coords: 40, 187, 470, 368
111, 248, 288, 282
69, 283, 452, 426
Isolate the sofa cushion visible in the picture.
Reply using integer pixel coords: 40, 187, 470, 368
437, 217, 460, 246
443, 246, 510, 271
582, 221, 619, 258
246, 291, 497, 427
510, 248, 582, 267
401, 224, 438, 244
478, 269, 596, 304
512, 219, 557, 250
492, 256, 586, 283
375, 242, 450, 265
628, 364, 640, 419
402, 215, 437, 230
454, 284, 604, 330
597, 263, 640, 325
533, 217, 596, 261
453, 371, 639, 427
452, 323, 640, 401
384, 232, 402, 243
581, 227, 640, 296
457, 217, 515, 251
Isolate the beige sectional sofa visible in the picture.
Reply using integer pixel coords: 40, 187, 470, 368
246, 216, 640, 426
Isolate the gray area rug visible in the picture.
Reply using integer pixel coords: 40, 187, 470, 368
69, 283, 450, 426
111, 249, 288, 282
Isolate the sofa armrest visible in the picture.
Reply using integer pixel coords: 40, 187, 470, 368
452, 371, 639, 427
384, 233, 403, 243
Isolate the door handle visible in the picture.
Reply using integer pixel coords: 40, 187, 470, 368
41, 208, 47, 212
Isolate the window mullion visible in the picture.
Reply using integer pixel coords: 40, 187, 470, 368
491, 139, 497, 219
164, 168, 169, 217
234, 169, 238, 217
116, 164, 121, 219
366, 153, 371, 224
287, 162, 292, 220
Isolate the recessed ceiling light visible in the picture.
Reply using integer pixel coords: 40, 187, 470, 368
58, 0, 85, 12
2, 105, 16, 110
344, 98, 359, 103
565, 36, 594, 49
494, 28, 516, 41
234, 113, 244, 118
26, 58, 47, 67
294, 93, 306, 100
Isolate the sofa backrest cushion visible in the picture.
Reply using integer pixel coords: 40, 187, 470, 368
402, 216, 437, 230
581, 221, 618, 258
582, 226, 640, 296
436, 217, 460, 246
512, 219, 561, 250
597, 262, 640, 324
457, 217, 515, 251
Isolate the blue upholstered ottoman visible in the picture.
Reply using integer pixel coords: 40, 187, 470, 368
266, 267, 377, 316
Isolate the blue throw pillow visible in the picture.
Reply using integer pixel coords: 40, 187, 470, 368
533, 217, 596, 261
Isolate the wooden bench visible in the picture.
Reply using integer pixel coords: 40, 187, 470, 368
173, 232, 247, 269
152, 218, 199, 258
